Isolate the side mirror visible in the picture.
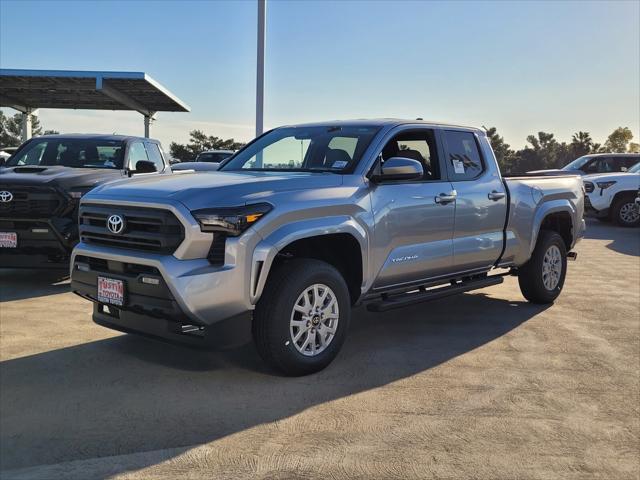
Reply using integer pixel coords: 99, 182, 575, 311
134, 160, 157, 174
371, 157, 423, 182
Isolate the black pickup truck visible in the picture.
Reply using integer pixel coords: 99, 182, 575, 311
0, 134, 171, 268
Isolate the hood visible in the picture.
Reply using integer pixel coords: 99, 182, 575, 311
0, 165, 123, 190
583, 171, 638, 182
526, 169, 583, 176
86, 170, 344, 209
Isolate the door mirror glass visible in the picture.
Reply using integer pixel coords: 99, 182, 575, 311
134, 160, 157, 174
372, 157, 424, 182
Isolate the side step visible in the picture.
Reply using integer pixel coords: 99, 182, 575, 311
366, 276, 504, 313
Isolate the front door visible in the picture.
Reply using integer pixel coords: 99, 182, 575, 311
369, 127, 456, 290
442, 129, 508, 272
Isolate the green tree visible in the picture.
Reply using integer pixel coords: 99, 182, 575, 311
570, 131, 594, 157
483, 126, 515, 172
602, 127, 634, 153
0, 111, 44, 146
628, 142, 640, 153
169, 129, 245, 161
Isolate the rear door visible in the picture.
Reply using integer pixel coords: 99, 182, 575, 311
443, 130, 508, 272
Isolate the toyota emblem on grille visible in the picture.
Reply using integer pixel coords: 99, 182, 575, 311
0, 191, 13, 203
107, 214, 125, 234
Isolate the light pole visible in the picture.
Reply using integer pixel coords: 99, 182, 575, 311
256, 0, 266, 138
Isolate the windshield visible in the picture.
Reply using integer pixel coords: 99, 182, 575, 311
628, 162, 640, 173
220, 125, 380, 173
562, 155, 592, 171
196, 152, 233, 163
6, 138, 125, 169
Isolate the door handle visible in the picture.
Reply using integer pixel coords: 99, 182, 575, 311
488, 190, 506, 201
435, 191, 457, 204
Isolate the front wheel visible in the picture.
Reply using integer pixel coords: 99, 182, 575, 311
611, 195, 640, 227
518, 230, 567, 304
252, 258, 351, 376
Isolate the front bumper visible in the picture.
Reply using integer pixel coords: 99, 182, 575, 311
0, 216, 78, 267
70, 245, 254, 348
70, 241, 255, 326
583, 195, 609, 218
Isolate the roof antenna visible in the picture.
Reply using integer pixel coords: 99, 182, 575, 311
416, 117, 423, 121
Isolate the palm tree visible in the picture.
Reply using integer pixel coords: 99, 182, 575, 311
571, 131, 594, 156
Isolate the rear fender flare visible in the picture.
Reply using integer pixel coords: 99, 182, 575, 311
530, 200, 577, 255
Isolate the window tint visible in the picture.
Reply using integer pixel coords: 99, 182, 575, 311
241, 136, 311, 170
622, 157, 639, 169
145, 143, 165, 171
221, 126, 379, 172
12, 142, 47, 165
379, 129, 440, 180
128, 142, 149, 168
444, 131, 484, 180
7, 139, 124, 169
327, 136, 358, 159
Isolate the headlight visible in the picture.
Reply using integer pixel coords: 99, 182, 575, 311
68, 187, 94, 199
192, 203, 272, 235
596, 181, 617, 189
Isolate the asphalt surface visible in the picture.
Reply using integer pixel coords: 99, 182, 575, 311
1, 219, 638, 479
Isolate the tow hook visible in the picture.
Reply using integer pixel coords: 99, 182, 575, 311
567, 251, 578, 261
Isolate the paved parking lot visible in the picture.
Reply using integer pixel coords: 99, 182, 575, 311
1, 219, 638, 480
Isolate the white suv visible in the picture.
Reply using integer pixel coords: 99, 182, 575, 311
583, 162, 640, 227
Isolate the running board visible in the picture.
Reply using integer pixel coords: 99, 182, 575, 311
366, 276, 504, 313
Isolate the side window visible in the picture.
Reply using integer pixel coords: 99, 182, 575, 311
379, 129, 440, 180
145, 143, 166, 171
622, 157, 638, 170
597, 158, 616, 173
444, 130, 484, 181
582, 159, 599, 173
127, 142, 149, 168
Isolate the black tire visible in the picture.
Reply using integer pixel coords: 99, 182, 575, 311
252, 258, 351, 376
518, 230, 567, 304
610, 194, 640, 227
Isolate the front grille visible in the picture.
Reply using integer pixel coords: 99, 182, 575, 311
583, 181, 594, 193
79, 204, 185, 254
0, 186, 64, 217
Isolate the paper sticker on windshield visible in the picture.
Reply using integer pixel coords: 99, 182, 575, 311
453, 159, 465, 174
332, 160, 348, 169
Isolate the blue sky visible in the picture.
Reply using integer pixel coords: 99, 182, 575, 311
1, 0, 638, 149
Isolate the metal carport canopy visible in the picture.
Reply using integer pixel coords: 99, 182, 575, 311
0, 69, 190, 140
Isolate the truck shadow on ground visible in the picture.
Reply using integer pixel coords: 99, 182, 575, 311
1, 292, 548, 477
0, 268, 69, 302
583, 219, 640, 256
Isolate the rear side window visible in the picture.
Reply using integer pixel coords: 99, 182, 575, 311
145, 143, 166, 171
444, 130, 484, 180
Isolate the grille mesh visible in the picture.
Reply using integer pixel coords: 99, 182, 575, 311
79, 204, 184, 254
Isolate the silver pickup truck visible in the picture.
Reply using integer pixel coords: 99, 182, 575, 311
71, 120, 585, 375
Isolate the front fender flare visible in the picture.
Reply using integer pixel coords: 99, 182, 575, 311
249, 216, 368, 304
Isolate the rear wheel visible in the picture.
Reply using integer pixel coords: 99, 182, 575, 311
518, 230, 567, 304
610, 195, 640, 227
252, 258, 350, 376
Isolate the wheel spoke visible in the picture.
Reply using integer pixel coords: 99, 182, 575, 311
293, 328, 307, 343
289, 283, 340, 357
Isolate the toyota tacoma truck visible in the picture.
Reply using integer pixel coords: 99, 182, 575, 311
70, 120, 585, 375
0, 134, 171, 268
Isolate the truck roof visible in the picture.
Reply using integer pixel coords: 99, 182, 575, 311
280, 118, 484, 133
33, 133, 160, 143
